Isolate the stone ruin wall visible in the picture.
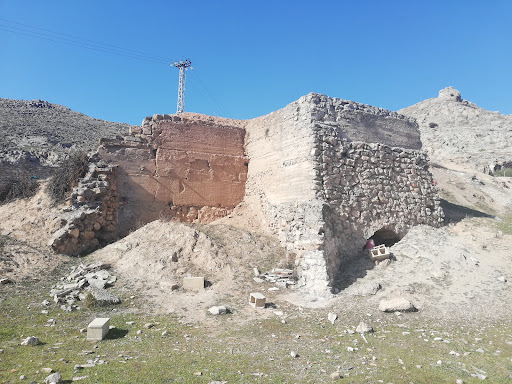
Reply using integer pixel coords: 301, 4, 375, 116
49, 154, 119, 255
98, 114, 248, 235
245, 93, 443, 293
48, 92, 444, 294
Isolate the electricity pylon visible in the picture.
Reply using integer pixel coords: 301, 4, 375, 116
171, 59, 192, 114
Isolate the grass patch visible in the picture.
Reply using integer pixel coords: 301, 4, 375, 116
493, 167, 512, 177
496, 211, 512, 235
2, 276, 512, 383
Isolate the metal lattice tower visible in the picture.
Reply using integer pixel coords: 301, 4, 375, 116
171, 59, 192, 114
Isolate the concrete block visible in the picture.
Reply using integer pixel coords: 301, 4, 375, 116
87, 317, 110, 341
369, 245, 391, 261
183, 277, 204, 290
249, 292, 266, 308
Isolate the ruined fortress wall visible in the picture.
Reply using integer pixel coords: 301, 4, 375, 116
244, 93, 442, 293
98, 114, 248, 235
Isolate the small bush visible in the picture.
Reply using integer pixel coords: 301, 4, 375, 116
0, 174, 39, 203
82, 292, 97, 309
494, 167, 512, 177
47, 151, 89, 202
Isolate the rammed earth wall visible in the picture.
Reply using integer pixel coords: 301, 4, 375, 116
98, 114, 248, 235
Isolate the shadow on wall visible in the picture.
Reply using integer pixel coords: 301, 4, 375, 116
115, 167, 168, 236
331, 226, 402, 293
440, 199, 495, 224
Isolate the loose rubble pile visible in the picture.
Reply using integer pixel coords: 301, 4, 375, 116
48, 262, 120, 311
258, 268, 296, 288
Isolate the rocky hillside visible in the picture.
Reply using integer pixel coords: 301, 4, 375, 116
0, 98, 136, 181
399, 87, 512, 172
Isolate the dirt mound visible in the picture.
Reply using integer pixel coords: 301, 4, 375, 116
89, 220, 286, 321
0, 181, 67, 280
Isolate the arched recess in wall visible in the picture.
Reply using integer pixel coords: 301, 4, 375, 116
368, 227, 401, 247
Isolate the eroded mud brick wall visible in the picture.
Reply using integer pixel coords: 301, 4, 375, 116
245, 93, 443, 293
98, 114, 248, 235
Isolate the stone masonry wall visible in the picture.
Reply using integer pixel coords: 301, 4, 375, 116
98, 113, 248, 235
244, 93, 443, 294
49, 153, 119, 255
318, 140, 444, 283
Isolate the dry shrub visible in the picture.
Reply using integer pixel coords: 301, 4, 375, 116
0, 173, 39, 204
47, 151, 89, 202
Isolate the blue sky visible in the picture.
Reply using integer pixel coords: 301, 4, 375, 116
1, 0, 511, 125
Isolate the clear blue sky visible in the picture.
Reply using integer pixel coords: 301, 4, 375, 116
1, 0, 511, 125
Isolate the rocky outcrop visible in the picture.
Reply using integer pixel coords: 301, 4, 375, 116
399, 87, 512, 172
0, 98, 134, 187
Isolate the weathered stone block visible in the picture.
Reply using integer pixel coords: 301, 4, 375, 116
249, 292, 266, 308
87, 317, 110, 341
183, 277, 204, 290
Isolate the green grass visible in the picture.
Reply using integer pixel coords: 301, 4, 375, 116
493, 167, 512, 177
1, 279, 512, 383
496, 211, 512, 235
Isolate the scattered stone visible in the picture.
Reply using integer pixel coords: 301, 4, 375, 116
356, 321, 373, 334
0, 278, 14, 284
86, 286, 120, 305
497, 276, 507, 283
253, 267, 260, 277
20, 336, 40, 346
456, 380, 465, 384
377, 259, 391, 269
253, 277, 264, 283
161, 330, 168, 336
193, 371, 202, 376
41, 368, 53, 373
330, 371, 342, 379
378, 297, 416, 312
346, 281, 382, 296
475, 373, 487, 380
328, 312, 337, 324
41, 300, 51, 306
290, 351, 298, 358
72, 376, 89, 381
143, 323, 154, 329
136, 330, 143, 335
20, 375, 26, 380
43, 372, 62, 384
208, 306, 228, 315
126, 321, 134, 325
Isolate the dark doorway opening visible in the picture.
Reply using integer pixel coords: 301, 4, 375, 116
369, 228, 401, 247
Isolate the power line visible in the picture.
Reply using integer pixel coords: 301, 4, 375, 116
0, 18, 171, 64
1, 18, 231, 117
